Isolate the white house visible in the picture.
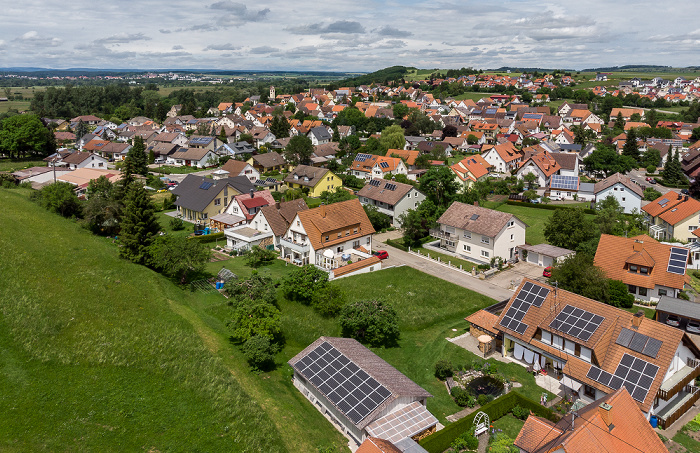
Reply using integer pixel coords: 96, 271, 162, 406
56, 152, 109, 170
357, 179, 426, 226
482, 142, 523, 173
593, 172, 643, 214
431, 202, 527, 264
167, 148, 218, 168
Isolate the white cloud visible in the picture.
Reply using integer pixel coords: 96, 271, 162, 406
94, 33, 152, 44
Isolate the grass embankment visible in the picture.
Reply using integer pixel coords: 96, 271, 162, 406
0, 158, 49, 172
0, 188, 289, 452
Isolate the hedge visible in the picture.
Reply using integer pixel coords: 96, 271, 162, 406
188, 232, 225, 243
505, 200, 596, 215
385, 238, 408, 251
656, 179, 689, 189
419, 391, 556, 453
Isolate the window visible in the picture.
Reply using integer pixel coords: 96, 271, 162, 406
202, 213, 207, 219
214, 198, 221, 206
345, 230, 350, 236
640, 267, 648, 274
296, 221, 300, 226
508, 220, 515, 227
354, 228, 358, 234
691, 226, 699, 231
510, 234, 514, 241
639, 287, 648, 296
337, 233, 341, 238
223, 197, 227, 206
552, 335, 564, 350
580, 347, 592, 362
353, 240, 360, 248
628, 285, 637, 294
481, 250, 489, 258
325, 235, 329, 241
481, 236, 490, 244
366, 237, 370, 244
622, 197, 626, 202
541, 330, 552, 345
630, 265, 638, 272
584, 384, 596, 399
463, 245, 471, 252
659, 288, 668, 297
564, 340, 575, 354
464, 231, 472, 239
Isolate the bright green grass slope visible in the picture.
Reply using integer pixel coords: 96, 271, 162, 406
0, 189, 285, 452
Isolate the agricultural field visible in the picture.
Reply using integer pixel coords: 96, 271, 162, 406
0, 86, 42, 113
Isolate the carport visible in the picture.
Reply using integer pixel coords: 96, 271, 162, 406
656, 295, 700, 332
518, 243, 575, 268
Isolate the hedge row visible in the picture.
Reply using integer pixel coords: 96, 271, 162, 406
656, 179, 689, 189
188, 232, 225, 243
505, 200, 596, 215
419, 391, 556, 453
385, 238, 408, 251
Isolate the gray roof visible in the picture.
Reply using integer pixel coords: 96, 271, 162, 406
172, 174, 255, 212
437, 202, 519, 238
579, 182, 595, 194
283, 164, 329, 188
309, 126, 332, 141
518, 243, 574, 258
656, 296, 700, 321
357, 179, 417, 206
288, 336, 431, 430
594, 172, 644, 197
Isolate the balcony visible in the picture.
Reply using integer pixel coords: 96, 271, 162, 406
280, 237, 310, 253
429, 228, 453, 241
656, 384, 700, 429
657, 357, 700, 401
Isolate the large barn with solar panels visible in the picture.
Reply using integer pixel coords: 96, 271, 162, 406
594, 234, 689, 302
467, 278, 700, 429
289, 337, 438, 446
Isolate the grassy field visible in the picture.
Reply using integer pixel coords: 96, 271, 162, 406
491, 414, 526, 439
672, 412, 700, 451
0, 158, 49, 172
412, 244, 481, 270
0, 188, 287, 452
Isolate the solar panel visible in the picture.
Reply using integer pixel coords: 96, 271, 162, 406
629, 333, 649, 353
549, 305, 603, 342
667, 247, 688, 275
385, 183, 396, 191
199, 181, 214, 190
642, 338, 663, 358
658, 198, 669, 205
587, 354, 659, 402
369, 179, 381, 187
265, 177, 278, 183
615, 328, 635, 348
293, 342, 392, 425
355, 153, 372, 162
550, 175, 579, 191
379, 161, 390, 168
470, 214, 480, 220
498, 282, 550, 335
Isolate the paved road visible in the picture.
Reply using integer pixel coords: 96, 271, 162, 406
379, 242, 514, 301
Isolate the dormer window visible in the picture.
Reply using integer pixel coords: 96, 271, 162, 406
630, 265, 638, 272
640, 267, 649, 274
294, 174, 299, 180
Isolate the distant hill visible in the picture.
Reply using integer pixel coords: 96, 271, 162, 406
580, 65, 700, 73
338, 65, 414, 86
491, 67, 575, 73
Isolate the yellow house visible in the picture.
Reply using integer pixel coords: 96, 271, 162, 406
643, 192, 700, 242
171, 174, 255, 222
283, 164, 339, 197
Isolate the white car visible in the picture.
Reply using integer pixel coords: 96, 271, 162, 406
687, 320, 700, 334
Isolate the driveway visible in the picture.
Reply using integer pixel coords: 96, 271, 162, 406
627, 168, 677, 197
489, 261, 548, 289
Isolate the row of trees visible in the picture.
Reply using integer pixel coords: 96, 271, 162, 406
0, 114, 56, 159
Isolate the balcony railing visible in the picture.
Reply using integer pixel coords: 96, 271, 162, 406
657, 357, 700, 401
657, 384, 700, 429
429, 229, 453, 240
280, 237, 310, 253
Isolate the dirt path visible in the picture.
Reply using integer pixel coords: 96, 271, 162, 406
167, 300, 319, 453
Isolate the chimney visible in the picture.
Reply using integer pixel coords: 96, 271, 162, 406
685, 195, 689, 202
632, 310, 644, 328
319, 203, 326, 218
678, 193, 682, 200
250, 188, 255, 198
474, 201, 479, 207
598, 402, 614, 429
632, 239, 643, 252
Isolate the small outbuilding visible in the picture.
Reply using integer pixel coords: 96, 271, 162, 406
518, 243, 575, 268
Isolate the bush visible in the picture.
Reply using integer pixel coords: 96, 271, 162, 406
242, 335, 278, 371
339, 300, 400, 347
451, 386, 471, 407
282, 265, 329, 304
188, 232, 225, 243
488, 432, 518, 453
511, 405, 530, 420
163, 193, 175, 210
451, 431, 479, 452
245, 245, 277, 268
435, 360, 453, 380
169, 216, 185, 230
477, 394, 493, 406
311, 284, 347, 317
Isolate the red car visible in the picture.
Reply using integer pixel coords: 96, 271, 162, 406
373, 250, 389, 260
543, 266, 553, 278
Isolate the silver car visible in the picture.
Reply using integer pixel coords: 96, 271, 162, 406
687, 320, 700, 334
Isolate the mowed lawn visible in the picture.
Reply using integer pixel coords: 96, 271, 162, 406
0, 188, 287, 452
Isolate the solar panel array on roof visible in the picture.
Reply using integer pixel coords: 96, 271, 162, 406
658, 198, 669, 205
368, 179, 381, 187
355, 153, 372, 162
549, 305, 604, 342
265, 177, 278, 183
586, 353, 659, 402
550, 175, 579, 191
615, 328, 663, 358
385, 183, 396, 191
199, 181, 214, 190
667, 247, 688, 275
499, 282, 550, 335
379, 161, 390, 168
189, 136, 212, 145
293, 341, 392, 425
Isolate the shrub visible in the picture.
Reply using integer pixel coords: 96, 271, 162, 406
163, 193, 175, 210
339, 300, 400, 347
466, 395, 477, 408
282, 264, 329, 304
488, 432, 518, 453
169, 216, 185, 231
311, 284, 347, 317
477, 394, 493, 406
245, 245, 277, 268
435, 360, 453, 380
451, 386, 471, 407
242, 335, 278, 371
511, 405, 529, 420
451, 432, 478, 452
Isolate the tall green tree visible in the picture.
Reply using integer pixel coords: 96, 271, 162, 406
82, 176, 121, 235
270, 115, 290, 139
74, 120, 89, 142
419, 165, 459, 207
281, 265, 329, 305
582, 145, 636, 177
0, 114, 55, 159
621, 127, 639, 162
339, 300, 400, 347
124, 136, 149, 177
33, 182, 82, 218
284, 135, 313, 166
662, 147, 685, 185
379, 124, 406, 151
119, 183, 160, 265
550, 253, 609, 303
543, 208, 595, 251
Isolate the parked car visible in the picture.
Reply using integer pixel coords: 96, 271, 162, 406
681, 189, 690, 195
646, 177, 653, 182
373, 250, 389, 260
543, 266, 553, 278
666, 315, 681, 327
649, 179, 657, 185
687, 320, 700, 334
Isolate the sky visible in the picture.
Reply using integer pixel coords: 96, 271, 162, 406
2, 0, 700, 72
